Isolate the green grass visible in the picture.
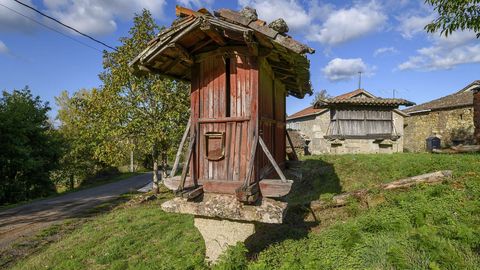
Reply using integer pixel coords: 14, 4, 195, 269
288, 153, 480, 205
12, 191, 206, 270
10, 153, 480, 270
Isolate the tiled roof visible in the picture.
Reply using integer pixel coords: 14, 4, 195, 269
333, 88, 375, 100
287, 106, 326, 120
403, 81, 480, 114
322, 97, 415, 107
289, 88, 413, 121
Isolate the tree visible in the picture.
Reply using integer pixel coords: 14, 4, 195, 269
98, 10, 190, 192
0, 87, 61, 204
311, 89, 331, 105
54, 89, 109, 190
425, 0, 480, 37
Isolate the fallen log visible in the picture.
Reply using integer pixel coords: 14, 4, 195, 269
381, 170, 452, 190
432, 145, 480, 154
310, 170, 453, 211
451, 145, 480, 153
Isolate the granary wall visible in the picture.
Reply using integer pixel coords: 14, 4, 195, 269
403, 106, 475, 152
287, 110, 405, 154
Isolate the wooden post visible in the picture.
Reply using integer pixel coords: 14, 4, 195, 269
285, 130, 298, 161
258, 136, 288, 182
244, 132, 259, 187
178, 131, 196, 191
130, 150, 134, 173
170, 117, 191, 178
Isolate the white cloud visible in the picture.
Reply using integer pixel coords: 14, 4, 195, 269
0, 0, 38, 33
323, 58, 371, 82
373, 46, 398, 57
397, 13, 434, 39
0, 40, 9, 54
308, 1, 387, 45
398, 31, 480, 70
43, 0, 167, 36
238, 0, 312, 31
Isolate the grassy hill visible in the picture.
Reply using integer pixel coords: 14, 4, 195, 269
9, 153, 480, 269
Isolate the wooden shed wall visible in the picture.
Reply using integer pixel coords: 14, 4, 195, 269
190, 53, 258, 184
257, 59, 286, 179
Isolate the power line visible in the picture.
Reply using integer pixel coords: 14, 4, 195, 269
12, 0, 117, 51
0, 2, 102, 52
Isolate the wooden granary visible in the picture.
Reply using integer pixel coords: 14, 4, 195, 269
130, 6, 314, 203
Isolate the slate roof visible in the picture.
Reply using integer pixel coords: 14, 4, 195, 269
129, 6, 314, 98
403, 80, 480, 114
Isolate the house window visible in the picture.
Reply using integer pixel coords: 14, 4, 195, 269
328, 109, 393, 137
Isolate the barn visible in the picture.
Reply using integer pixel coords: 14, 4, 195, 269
287, 89, 414, 154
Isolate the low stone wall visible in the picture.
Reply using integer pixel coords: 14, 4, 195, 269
404, 106, 474, 152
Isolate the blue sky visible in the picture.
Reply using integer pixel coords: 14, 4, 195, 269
1, 0, 479, 118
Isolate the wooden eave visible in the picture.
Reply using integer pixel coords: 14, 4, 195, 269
129, 6, 315, 98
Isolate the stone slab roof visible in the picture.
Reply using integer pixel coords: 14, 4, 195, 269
403, 80, 480, 114
129, 6, 315, 98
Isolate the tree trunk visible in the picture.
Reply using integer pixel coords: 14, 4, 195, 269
130, 150, 134, 173
69, 174, 74, 190
152, 148, 159, 194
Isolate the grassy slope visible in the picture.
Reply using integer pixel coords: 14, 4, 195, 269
12, 153, 480, 270
12, 191, 206, 270
250, 153, 480, 270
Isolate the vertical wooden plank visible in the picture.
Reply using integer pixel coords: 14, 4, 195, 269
229, 121, 237, 180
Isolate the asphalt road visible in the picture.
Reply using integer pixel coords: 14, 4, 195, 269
0, 173, 152, 250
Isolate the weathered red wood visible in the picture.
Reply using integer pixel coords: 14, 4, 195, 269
202, 179, 292, 197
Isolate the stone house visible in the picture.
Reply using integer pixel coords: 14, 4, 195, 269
403, 80, 480, 152
287, 89, 414, 154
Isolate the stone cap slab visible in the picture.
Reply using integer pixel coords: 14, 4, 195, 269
161, 194, 287, 224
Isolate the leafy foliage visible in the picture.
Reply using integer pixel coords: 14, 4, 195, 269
425, 0, 480, 38
310, 89, 331, 106
54, 10, 190, 191
0, 87, 61, 204
97, 9, 190, 191
53, 89, 111, 190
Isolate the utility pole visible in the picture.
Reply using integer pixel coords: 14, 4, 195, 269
358, 71, 362, 89
393, 89, 397, 98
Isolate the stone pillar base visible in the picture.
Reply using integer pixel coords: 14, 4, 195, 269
194, 217, 255, 263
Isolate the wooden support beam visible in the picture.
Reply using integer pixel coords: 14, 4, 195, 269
243, 30, 258, 56
190, 39, 214, 54
175, 5, 203, 17
179, 186, 204, 200
178, 131, 196, 192
170, 117, 191, 178
286, 130, 299, 161
202, 179, 292, 198
259, 136, 288, 182
200, 20, 226, 46
174, 44, 194, 65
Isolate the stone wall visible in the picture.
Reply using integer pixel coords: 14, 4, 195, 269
287, 110, 405, 154
403, 106, 474, 152
474, 90, 480, 144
